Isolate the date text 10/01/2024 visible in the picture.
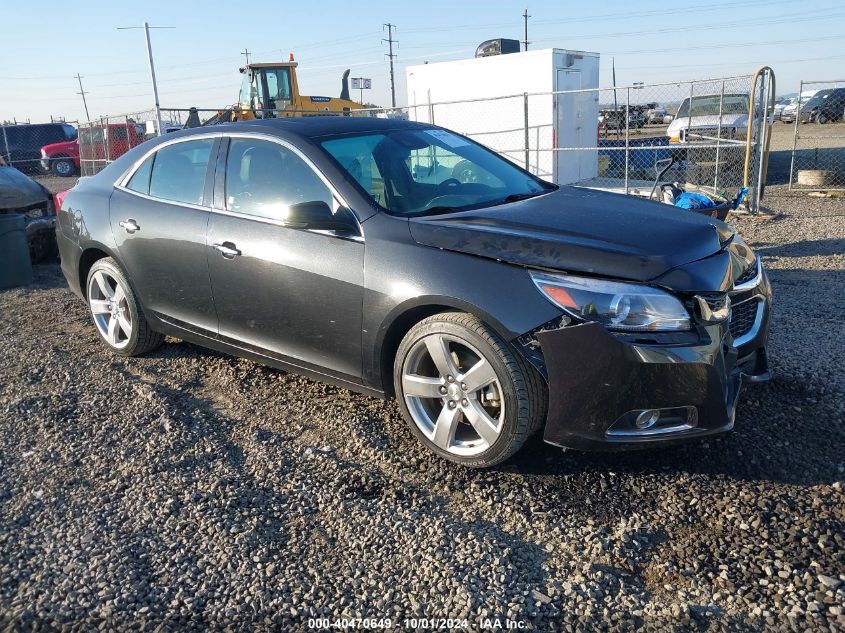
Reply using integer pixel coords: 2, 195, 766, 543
307, 617, 528, 629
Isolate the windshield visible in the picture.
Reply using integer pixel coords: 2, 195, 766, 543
676, 95, 748, 118
319, 129, 555, 216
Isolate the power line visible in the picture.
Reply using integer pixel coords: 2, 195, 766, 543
383, 23, 397, 108
75, 73, 90, 121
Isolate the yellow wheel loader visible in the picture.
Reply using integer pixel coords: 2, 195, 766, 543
192, 57, 365, 126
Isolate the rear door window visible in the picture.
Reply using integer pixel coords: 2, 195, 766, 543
148, 139, 214, 205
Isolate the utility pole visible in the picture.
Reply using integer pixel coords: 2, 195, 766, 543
117, 23, 173, 136
143, 22, 164, 137
242, 48, 251, 66
383, 23, 397, 108
75, 73, 90, 122
523, 9, 530, 51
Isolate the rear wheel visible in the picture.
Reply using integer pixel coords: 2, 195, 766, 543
394, 312, 546, 468
86, 258, 163, 356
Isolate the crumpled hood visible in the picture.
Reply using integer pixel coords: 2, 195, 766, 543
0, 166, 49, 210
408, 186, 735, 283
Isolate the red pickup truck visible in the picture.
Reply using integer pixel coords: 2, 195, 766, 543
41, 122, 146, 177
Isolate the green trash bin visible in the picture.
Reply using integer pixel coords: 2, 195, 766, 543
0, 214, 33, 289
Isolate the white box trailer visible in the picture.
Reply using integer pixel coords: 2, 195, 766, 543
406, 48, 600, 184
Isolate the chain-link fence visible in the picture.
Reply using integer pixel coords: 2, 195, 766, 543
405, 73, 771, 211
77, 112, 159, 176
54, 71, 772, 211
787, 79, 845, 191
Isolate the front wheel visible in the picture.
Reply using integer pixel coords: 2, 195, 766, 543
394, 313, 546, 468
51, 157, 77, 177
86, 258, 163, 356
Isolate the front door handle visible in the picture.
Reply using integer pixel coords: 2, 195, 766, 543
118, 219, 140, 233
213, 242, 241, 259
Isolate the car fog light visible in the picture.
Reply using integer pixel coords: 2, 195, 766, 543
635, 410, 660, 429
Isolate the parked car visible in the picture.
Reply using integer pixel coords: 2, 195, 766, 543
806, 87, 845, 124
667, 94, 749, 144
0, 122, 77, 174
773, 96, 797, 122
780, 89, 826, 124
599, 109, 646, 130
56, 118, 771, 467
646, 108, 667, 124
40, 138, 81, 177
0, 154, 57, 261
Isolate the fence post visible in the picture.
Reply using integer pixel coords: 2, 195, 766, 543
523, 93, 530, 171
624, 87, 630, 194
2, 127, 9, 166
714, 80, 725, 192
754, 69, 772, 214
789, 79, 803, 191
686, 82, 694, 146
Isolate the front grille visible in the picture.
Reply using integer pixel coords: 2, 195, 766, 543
730, 299, 759, 340
682, 127, 735, 142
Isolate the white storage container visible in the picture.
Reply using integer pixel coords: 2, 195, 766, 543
406, 48, 600, 184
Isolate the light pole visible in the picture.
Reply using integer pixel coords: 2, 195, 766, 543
117, 23, 174, 136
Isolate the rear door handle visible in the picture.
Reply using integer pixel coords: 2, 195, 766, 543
118, 219, 140, 233
213, 242, 241, 259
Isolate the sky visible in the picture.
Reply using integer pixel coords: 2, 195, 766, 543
2, 0, 844, 124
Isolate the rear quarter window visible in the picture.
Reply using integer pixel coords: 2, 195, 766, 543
125, 154, 155, 195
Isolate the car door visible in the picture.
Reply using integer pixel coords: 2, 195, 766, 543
111, 136, 219, 333
206, 135, 364, 381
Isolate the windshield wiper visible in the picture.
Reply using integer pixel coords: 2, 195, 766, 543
416, 205, 474, 216
491, 191, 545, 206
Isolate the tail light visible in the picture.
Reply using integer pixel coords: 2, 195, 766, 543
54, 189, 70, 212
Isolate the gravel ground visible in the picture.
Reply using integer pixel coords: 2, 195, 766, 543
1, 188, 844, 631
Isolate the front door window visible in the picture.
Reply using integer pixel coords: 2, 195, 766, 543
225, 138, 332, 220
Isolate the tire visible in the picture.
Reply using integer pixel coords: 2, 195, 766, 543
817, 112, 829, 125
86, 257, 163, 356
394, 312, 546, 468
51, 157, 77, 177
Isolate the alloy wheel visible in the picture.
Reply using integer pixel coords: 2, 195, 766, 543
401, 333, 504, 456
88, 270, 133, 349
55, 160, 73, 176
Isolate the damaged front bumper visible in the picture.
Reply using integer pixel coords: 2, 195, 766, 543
525, 266, 771, 451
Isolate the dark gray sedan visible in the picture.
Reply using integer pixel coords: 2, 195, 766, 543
56, 118, 771, 467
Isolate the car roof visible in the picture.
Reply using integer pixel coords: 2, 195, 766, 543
210, 116, 434, 139
0, 122, 65, 129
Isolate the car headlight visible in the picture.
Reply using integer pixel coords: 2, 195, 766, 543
530, 271, 691, 332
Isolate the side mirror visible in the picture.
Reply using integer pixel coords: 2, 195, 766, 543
284, 200, 357, 234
